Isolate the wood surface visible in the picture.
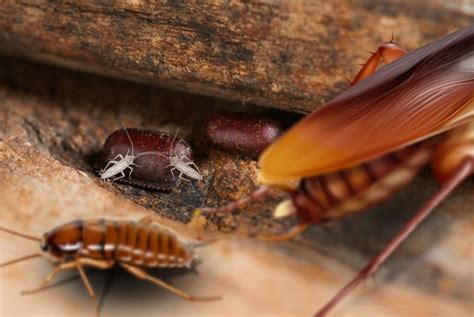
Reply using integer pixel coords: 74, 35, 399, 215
0, 1, 472, 112
0, 56, 473, 317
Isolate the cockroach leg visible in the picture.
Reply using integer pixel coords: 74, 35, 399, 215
258, 220, 311, 242
22, 258, 114, 295
197, 185, 273, 215
74, 258, 115, 316
22, 260, 79, 295
120, 263, 221, 302
78, 258, 116, 269
179, 173, 197, 190
126, 165, 136, 180
76, 260, 97, 302
352, 42, 406, 85
179, 172, 193, 184
186, 160, 201, 173
315, 159, 473, 317
75, 259, 114, 317
170, 167, 177, 180
112, 171, 126, 182
99, 156, 122, 173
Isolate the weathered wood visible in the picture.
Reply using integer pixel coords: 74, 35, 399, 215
0, 56, 473, 316
0, 1, 472, 112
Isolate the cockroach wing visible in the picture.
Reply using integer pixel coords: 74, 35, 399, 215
259, 26, 474, 185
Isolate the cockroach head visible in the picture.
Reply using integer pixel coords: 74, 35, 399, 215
40, 233, 49, 252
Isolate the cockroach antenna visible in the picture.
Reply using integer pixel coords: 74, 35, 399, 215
389, 30, 395, 43
0, 226, 42, 267
0, 226, 41, 242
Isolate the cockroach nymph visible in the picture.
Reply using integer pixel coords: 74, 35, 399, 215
198, 25, 474, 316
100, 128, 198, 190
156, 129, 204, 184
204, 111, 283, 158
99, 128, 162, 182
0, 217, 220, 316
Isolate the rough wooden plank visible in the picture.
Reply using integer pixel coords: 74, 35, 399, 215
0, 56, 473, 316
0, 1, 472, 112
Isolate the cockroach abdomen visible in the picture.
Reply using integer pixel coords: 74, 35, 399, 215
204, 111, 282, 157
100, 128, 195, 190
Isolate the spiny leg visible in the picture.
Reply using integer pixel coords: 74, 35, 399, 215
352, 42, 406, 85
258, 220, 311, 242
120, 263, 221, 302
75, 258, 115, 317
314, 160, 473, 317
197, 185, 273, 215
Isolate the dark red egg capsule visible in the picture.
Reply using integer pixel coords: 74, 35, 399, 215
99, 128, 194, 190
204, 111, 283, 157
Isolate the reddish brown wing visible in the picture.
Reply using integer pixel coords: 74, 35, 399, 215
259, 26, 474, 185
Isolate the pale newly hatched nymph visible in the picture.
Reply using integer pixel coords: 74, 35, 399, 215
99, 128, 161, 182
158, 130, 203, 183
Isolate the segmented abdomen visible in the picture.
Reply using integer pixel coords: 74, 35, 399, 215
78, 219, 193, 268
293, 143, 434, 222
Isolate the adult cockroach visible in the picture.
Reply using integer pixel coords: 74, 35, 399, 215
198, 25, 473, 316
0, 217, 220, 316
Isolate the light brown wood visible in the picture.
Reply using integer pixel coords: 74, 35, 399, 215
0, 1, 472, 112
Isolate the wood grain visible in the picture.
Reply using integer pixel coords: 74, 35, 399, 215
0, 1, 472, 112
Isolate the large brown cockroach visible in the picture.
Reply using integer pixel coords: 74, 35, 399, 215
0, 217, 220, 315
198, 25, 473, 316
